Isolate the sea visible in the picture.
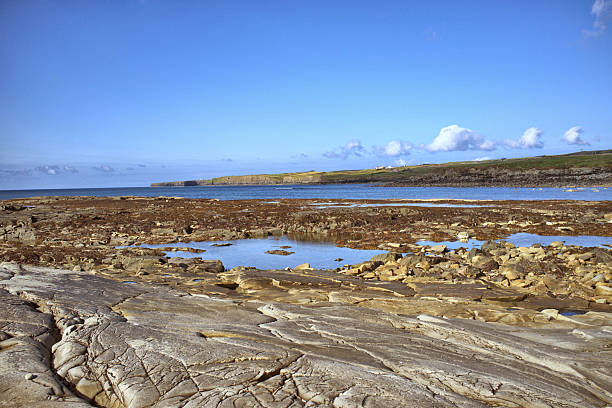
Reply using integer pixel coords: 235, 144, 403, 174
0, 184, 610, 201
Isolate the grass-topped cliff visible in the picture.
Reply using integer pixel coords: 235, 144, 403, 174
151, 150, 612, 187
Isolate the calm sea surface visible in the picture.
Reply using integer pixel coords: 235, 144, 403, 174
1, 184, 610, 201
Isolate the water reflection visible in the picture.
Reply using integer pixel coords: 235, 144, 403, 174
132, 235, 386, 270
309, 202, 487, 209
417, 233, 612, 249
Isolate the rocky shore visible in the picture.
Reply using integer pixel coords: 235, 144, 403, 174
1, 196, 612, 407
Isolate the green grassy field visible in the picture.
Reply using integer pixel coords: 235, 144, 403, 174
281, 151, 612, 183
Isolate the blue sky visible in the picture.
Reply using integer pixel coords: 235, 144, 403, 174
1, 0, 611, 189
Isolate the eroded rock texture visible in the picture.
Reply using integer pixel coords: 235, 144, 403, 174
1, 262, 611, 407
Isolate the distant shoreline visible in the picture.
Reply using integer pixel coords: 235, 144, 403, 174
151, 149, 612, 188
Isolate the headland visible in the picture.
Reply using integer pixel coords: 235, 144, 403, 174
151, 150, 612, 187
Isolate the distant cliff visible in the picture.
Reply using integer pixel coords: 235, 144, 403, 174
151, 150, 612, 187
151, 172, 324, 187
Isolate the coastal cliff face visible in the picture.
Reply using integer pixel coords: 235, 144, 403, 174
150, 151, 612, 187
151, 174, 323, 187
150, 179, 211, 187
211, 174, 323, 185
151, 167, 612, 187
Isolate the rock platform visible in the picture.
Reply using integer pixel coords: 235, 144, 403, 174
1, 263, 612, 407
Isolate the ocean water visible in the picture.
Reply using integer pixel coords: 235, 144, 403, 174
1, 184, 610, 201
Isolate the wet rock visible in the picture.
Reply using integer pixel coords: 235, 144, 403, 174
481, 240, 505, 253
352, 260, 383, 273
370, 252, 402, 263
473, 256, 499, 272
457, 231, 469, 241
294, 263, 312, 270
594, 283, 612, 298
199, 260, 225, 273
540, 308, 559, 320
593, 248, 612, 264
167, 257, 197, 267
265, 249, 295, 256
500, 264, 524, 281
430, 244, 447, 253
121, 255, 165, 271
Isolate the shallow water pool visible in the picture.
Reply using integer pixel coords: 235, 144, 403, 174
416, 233, 612, 250
132, 236, 387, 270
310, 202, 487, 209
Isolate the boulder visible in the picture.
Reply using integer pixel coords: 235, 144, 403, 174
370, 252, 402, 263
294, 263, 312, 270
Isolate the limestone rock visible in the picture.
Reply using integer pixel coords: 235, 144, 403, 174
294, 263, 311, 270
1, 262, 612, 407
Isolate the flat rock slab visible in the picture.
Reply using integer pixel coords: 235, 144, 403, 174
1, 262, 611, 407
410, 282, 527, 301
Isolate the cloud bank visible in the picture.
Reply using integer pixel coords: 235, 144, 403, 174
584, 0, 612, 37
92, 165, 115, 172
562, 126, 589, 145
425, 125, 495, 152
323, 139, 366, 159
504, 127, 544, 149
35, 165, 79, 175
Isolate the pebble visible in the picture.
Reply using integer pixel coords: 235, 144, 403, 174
25, 373, 36, 380
457, 231, 470, 241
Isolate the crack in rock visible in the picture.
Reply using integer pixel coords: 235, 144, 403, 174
1, 263, 611, 408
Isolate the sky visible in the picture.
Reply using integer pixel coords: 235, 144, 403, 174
1, 0, 611, 189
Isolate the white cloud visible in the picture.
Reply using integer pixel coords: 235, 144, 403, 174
425, 125, 496, 152
376, 140, 412, 157
584, 0, 612, 37
35, 165, 59, 175
504, 127, 544, 149
394, 158, 407, 166
473, 156, 492, 161
92, 165, 115, 172
562, 126, 590, 145
27, 164, 79, 176
323, 139, 367, 159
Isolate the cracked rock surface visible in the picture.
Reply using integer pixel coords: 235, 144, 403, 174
1, 262, 611, 407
